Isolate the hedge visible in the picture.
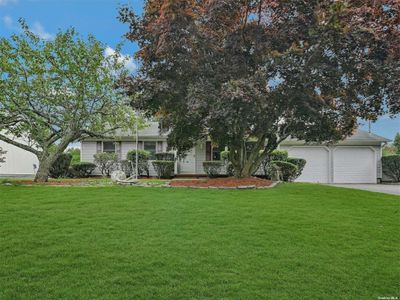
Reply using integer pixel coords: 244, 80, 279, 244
70, 162, 96, 178
382, 155, 400, 182
270, 160, 298, 182
49, 153, 72, 178
127, 150, 150, 177
203, 161, 223, 178
287, 157, 306, 180
152, 160, 175, 179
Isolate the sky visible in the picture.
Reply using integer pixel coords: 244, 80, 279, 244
0, 0, 399, 141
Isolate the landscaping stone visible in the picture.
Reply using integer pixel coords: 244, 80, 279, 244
111, 170, 126, 182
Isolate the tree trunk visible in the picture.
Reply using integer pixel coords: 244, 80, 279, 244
34, 158, 52, 182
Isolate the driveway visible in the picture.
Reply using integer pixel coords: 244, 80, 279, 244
330, 184, 400, 196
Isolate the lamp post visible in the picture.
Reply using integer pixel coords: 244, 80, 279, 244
135, 111, 139, 180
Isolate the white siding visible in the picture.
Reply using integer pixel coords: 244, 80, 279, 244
195, 143, 206, 174
0, 139, 39, 176
81, 141, 97, 163
121, 142, 137, 160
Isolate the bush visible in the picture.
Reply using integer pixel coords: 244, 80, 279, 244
382, 155, 400, 182
220, 150, 230, 161
203, 161, 223, 178
270, 160, 298, 182
287, 157, 306, 180
127, 150, 150, 177
119, 160, 133, 177
155, 152, 175, 161
152, 160, 175, 179
49, 153, 72, 178
67, 148, 80, 165
70, 162, 96, 178
93, 152, 118, 176
260, 150, 289, 179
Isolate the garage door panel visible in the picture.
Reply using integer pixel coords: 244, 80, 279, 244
287, 147, 329, 183
333, 147, 376, 184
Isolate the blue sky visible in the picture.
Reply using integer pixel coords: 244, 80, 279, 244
1, 0, 398, 140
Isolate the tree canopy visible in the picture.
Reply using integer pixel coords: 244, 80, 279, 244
120, 0, 400, 177
0, 21, 140, 181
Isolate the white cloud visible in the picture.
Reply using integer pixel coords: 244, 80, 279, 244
104, 46, 137, 73
31, 21, 53, 40
2, 15, 13, 28
0, 0, 18, 6
2, 16, 53, 40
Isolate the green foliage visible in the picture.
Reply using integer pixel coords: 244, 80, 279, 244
70, 162, 96, 178
203, 161, 223, 178
120, 1, 398, 177
119, 160, 133, 177
382, 155, 400, 182
0, 22, 141, 182
382, 144, 397, 157
269, 150, 289, 162
154, 152, 175, 161
287, 157, 307, 180
127, 150, 150, 177
93, 153, 118, 176
152, 161, 175, 179
67, 148, 81, 165
270, 161, 298, 182
220, 150, 230, 161
49, 153, 72, 178
393, 133, 400, 154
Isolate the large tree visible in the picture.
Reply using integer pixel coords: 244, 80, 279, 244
120, 0, 400, 177
0, 22, 138, 182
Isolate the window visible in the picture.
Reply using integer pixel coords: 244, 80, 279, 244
206, 141, 223, 161
143, 141, 157, 159
103, 141, 116, 153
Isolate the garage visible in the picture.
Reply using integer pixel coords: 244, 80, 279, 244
286, 146, 330, 183
333, 147, 376, 184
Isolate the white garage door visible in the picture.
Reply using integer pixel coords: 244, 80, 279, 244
287, 147, 330, 183
333, 147, 376, 183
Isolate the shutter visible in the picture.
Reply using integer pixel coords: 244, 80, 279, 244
96, 141, 102, 153
206, 142, 212, 161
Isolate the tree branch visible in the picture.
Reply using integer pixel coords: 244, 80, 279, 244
0, 133, 41, 156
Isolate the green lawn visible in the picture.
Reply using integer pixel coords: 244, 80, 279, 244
0, 184, 398, 299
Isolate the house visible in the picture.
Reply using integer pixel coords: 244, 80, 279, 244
0, 137, 39, 177
81, 122, 390, 183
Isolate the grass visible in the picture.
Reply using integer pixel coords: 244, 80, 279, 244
0, 184, 398, 299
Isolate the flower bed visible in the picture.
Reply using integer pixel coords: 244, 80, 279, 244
170, 177, 272, 188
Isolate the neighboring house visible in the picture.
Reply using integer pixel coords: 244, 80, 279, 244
81, 122, 390, 183
0, 137, 39, 177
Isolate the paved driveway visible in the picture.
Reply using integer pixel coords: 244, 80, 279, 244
330, 184, 400, 196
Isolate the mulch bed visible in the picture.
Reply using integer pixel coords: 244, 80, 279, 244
170, 177, 272, 188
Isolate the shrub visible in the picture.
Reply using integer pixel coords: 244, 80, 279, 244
49, 153, 72, 178
220, 150, 230, 161
270, 160, 298, 182
155, 152, 175, 161
260, 150, 289, 179
127, 150, 150, 177
203, 161, 223, 178
382, 155, 400, 182
287, 157, 306, 180
67, 148, 81, 165
93, 152, 118, 176
70, 162, 96, 178
119, 160, 133, 177
152, 160, 175, 179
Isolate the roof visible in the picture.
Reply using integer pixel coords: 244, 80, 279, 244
281, 129, 390, 146
113, 122, 165, 138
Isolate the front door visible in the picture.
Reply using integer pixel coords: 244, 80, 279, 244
179, 148, 196, 174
